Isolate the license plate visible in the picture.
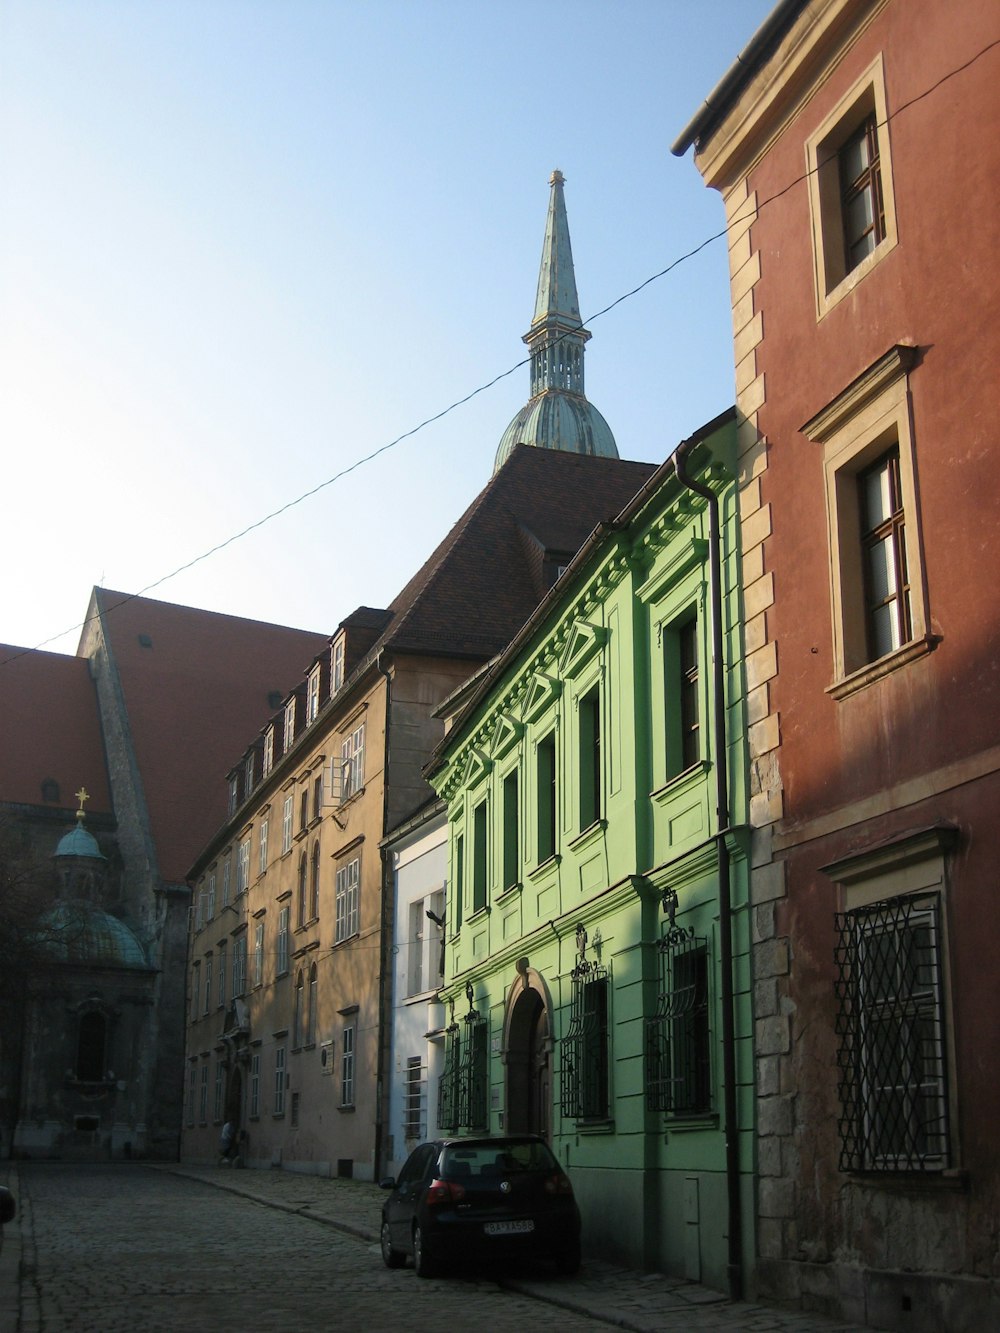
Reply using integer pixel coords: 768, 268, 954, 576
484, 1220, 534, 1236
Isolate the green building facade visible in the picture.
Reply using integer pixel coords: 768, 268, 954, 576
427, 410, 755, 1293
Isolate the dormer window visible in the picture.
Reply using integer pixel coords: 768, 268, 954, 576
306, 665, 321, 725
243, 752, 255, 799
283, 698, 296, 753
227, 775, 239, 816
262, 726, 274, 778
331, 637, 345, 694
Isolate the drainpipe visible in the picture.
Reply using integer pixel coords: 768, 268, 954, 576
375, 652, 392, 1181
673, 441, 743, 1301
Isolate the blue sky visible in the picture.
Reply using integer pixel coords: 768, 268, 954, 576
1, 0, 773, 655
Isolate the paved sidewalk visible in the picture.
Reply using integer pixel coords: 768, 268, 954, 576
152, 1161, 868, 1332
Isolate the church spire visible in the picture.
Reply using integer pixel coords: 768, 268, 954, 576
493, 172, 618, 473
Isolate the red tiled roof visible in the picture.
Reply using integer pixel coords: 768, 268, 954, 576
0, 645, 113, 814
89, 590, 329, 884
381, 446, 657, 659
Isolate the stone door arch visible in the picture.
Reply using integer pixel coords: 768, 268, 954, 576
503, 967, 553, 1140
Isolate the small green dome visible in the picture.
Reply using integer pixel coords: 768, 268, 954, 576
494, 390, 618, 472
54, 824, 105, 861
40, 902, 148, 969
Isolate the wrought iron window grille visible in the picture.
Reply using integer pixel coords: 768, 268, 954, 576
835, 892, 950, 1173
437, 985, 488, 1133
645, 888, 710, 1115
560, 927, 610, 1121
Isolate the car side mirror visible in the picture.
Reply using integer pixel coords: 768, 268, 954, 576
378, 1177, 396, 1190
0, 1187, 15, 1225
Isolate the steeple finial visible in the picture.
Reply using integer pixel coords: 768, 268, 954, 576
533, 169, 583, 333
75, 787, 90, 822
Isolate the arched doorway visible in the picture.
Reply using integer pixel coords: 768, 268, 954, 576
225, 1066, 242, 1128
505, 982, 551, 1139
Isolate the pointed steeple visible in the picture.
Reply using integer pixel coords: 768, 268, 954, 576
494, 172, 618, 473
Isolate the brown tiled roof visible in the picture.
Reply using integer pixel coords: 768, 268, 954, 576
90, 590, 329, 883
380, 446, 657, 659
0, 645, 113, 814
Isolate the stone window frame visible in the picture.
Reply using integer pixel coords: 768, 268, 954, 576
805, 54, 899, 320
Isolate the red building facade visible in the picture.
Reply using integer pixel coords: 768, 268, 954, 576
676, 1, 1000, 1326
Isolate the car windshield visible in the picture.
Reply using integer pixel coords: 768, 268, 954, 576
441, 1140, 557, 1179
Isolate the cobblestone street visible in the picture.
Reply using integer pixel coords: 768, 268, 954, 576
2, 1163, 868, 1332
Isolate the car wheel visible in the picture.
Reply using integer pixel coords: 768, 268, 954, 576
381, 1219, 405, 1269
554, 1240, 581, 1276
413, 1224, 439, 1279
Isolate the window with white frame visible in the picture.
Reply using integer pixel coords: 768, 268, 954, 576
331, 637, 345, 693
306, 665, 321, 724
341, 1025, 355, 1107
408, 890, 446, 997
253, 921, 264, 988
227, 775, 238, 816
283, 698, 296, 753
222, 856, 232, 907
277, 906, 290, 975
335, 857, 360, 942
249, 1052, 260, 1118
262, 726, 274, 778
293, 971, 304, 1047
194, 891, 204, 931
206, 872, 216, 921
217, 943, 227, 1008
803, 345, 932, 697
199, 1064, 208, 1123
191, 962, 200, 1021
258, 819, 269, 876
297, 853, 307, 928
282, 795, 293, 854
214, 1061, 224, 1121
341, 724, 365, 800
243, 752, 255, 801
233, 934, 247, 998
310, 841, 321, 920
237, 838, 251, 895
274, 1046, 286, 1115
404, 1056, 423, 1140
307, 963, 318, 1046
805, 56, 898, 317
203, 956, 213, 1015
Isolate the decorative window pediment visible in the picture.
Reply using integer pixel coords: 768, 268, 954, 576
637, 537, 708, 605
521, 671, 562, 723
490, 714, 523, 761
560, 620, 608, 679
462, 747, 492, 788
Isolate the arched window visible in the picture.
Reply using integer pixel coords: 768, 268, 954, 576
307, 963, 318, 1046
293, 971, 304, 1048
297, 854, 307, 928
77, 1010, 106, 1082
310, 842, 321, 921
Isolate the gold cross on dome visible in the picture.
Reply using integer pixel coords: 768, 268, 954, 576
75, 787, 90, 819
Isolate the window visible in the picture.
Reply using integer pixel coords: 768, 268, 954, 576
310, 841, 321, 921
306, 665, 321, 725
472, 800, 488, 913
291, 1091, 300, 1128
194, 891, 204, 932
249, 1052, 260, 1118
297, 854, 307, 928
331, 637, 345, 693
805, 56, 898, 316
214, 1061, 224, 1121
341, 723, 365, 800
502, 770, 519, 890
199, 1064, 208, 1123
237, 838, 251, 895
454, 835, 464, 933
293, 971, 304, 1047
283, 698, 296, 753
341, 1025, 355, 1107
406, 893, 445, 997
408, 900, 425, 996
76, 1011, 105, 1080
646, 928, 711, 1116
836, 894, 950, 1172
313, 774, 322, 821
300, 787, 309, 832
536, 732, 557, 863
187, 1064, 196, 1126
277, 906, 290, 976
217, 943, 227, 1007
665, 615, 700, 777
262, 726, 274, 778
253, 922, 264, 988
438, 1013, 488, 1132
560, 965, 610, 1122
203, 956, 213, 1015
405, 1056, 423, 1140
227, 775, 238, 816
281, 795, 293, 854
233, 935, 247, 999
578, 685, 601, 828
307, 964, 318, 1046
274, 1047, 286, 1115
243, 752, 255, 801
206, 872, 216, 921
258, 819, 269, 876
335, 858, 360, 942
191, 962, 200, 1021
803, 345, 931, 694
221, 856, 232, 908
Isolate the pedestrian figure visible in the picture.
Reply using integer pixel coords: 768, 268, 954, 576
219, 1120, 238, 1166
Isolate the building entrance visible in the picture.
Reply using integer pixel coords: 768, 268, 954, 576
506, 986, 550, 1138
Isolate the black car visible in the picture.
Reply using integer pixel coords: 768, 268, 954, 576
379, 1135, 581, 1279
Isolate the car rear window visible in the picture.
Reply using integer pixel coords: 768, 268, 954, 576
441, 1140, 557, 1179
